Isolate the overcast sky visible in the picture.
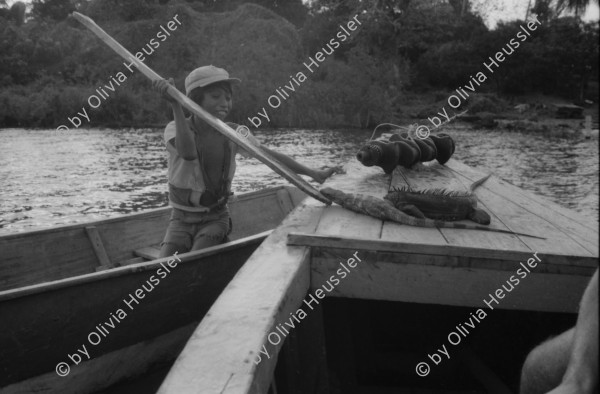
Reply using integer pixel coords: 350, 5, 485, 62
474, 0, 599, 27
4, 0, 599, 27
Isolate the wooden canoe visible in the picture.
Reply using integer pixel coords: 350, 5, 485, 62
0, 186, 305, 393
158, 159, 598, 394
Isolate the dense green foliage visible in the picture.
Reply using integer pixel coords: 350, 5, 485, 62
0, 0, 597, 129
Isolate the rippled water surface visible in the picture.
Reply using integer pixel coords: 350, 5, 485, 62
0, 127, 597, 234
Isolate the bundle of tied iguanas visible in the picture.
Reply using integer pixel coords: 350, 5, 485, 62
320, 129, 544, 239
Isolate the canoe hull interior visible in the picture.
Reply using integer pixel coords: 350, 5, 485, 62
0, 186, 306, 392
0, 237, 261, 390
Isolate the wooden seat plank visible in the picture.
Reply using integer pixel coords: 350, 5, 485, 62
121, 256, 145, 266
133, 246, 161, 261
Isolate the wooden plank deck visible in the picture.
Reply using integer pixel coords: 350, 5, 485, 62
158, 158, 598, 394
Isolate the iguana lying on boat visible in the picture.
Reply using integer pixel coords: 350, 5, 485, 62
384, 174, 492, 224
320, 184, 545, 239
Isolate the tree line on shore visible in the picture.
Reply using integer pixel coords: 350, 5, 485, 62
0, 0, 598, 129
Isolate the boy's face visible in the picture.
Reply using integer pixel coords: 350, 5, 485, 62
199, 85, 232, 120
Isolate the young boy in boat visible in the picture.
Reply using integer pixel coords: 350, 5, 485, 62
153, 65, 340, 257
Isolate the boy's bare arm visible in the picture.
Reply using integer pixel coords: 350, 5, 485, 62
170, 103, 197, 160
153, 79, 197, 160
262, 147, 344, 184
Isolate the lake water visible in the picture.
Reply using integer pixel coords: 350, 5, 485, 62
0, 126, 598, 235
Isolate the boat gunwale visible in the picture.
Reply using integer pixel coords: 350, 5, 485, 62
0, 185, 293, 240
0, 229, 272, 302
288, 232, 599, 269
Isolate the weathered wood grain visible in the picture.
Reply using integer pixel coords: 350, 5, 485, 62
310, 250, 592, 313
447, 160, 598, 254
287, 233, 598, 270
158, 159, 597, 393
157, 205, 323, 394
399, 163, 542, 249
315, 160, 391, 240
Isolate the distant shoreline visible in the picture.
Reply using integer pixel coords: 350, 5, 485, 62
2, 90, 598, 135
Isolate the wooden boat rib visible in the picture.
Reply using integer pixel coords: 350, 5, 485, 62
158, 159, 598, 394
0, 186, 305, 394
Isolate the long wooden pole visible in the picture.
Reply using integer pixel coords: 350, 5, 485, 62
71, 12, 331, 205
